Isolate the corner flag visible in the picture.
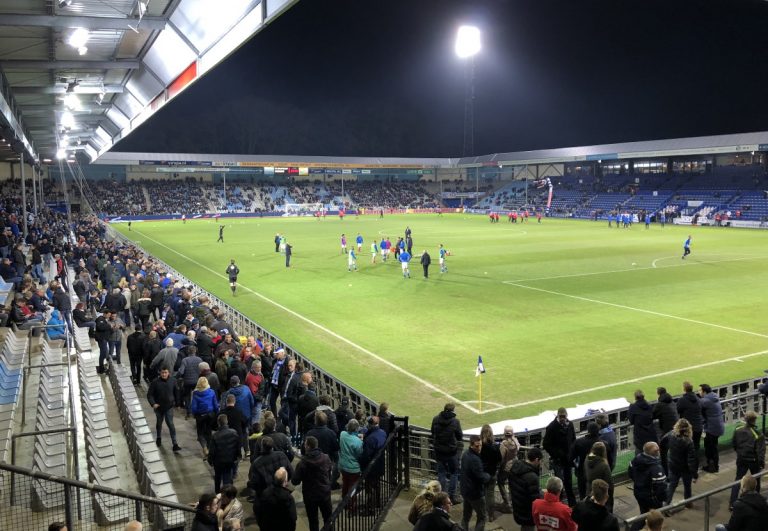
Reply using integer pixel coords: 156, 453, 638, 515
475, 355, 486, 377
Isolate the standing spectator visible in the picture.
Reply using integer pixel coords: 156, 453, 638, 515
335, 396, 353, 430
585, 442, 614, 512
420, 249, 431, 278
191, 493, 219, 531
497, 425, 519, 513
215, 484, 244, 528
150, 338, 179, 376
666, 418, 698, 506
248, 436, 293, 502
208, 414, 241, 493
413, 492, 463, 531
339, 419, 363, 511
94, 310, 112, 374
729, 411, 765, 509
572, 479, 620, 531
225, 376, 254, 454
408, 480, 442, 525
135, 289, 152, 330
677, 381, 703, 454
262, 415, 294, 462
256, 467, 297, 531
126, 325, 146, 384
543, 407, 577, 506
629, 390, 657, 455
652, 387, 679, 438
700, 383, 725, 473
628, 442, 667, 530
292, 435, 333, 531
572, 422, 601, 500
460, 434, 491, 531
716, 473, 768, 531
222, 394, 248, 459
142, 330, 162, 383
360, 416, 387, 514
177, 345, 202, 417
479, 424, 502, 521
305, 411, 340, 487
190, 377, 219, 459
532, 476, 577, 531
431, 403, 463, 503
106, 311, 126, 365
147, 367, 180, 451
244, 360, 266, 425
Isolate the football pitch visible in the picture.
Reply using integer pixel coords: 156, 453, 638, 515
114, 214, 768, 428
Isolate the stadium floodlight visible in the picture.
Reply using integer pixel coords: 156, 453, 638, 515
455, 26, 481, 58
55, 148, 67, 160
68, 28, 89, 49
60, 111, 76, 129
63, 93, 80, 110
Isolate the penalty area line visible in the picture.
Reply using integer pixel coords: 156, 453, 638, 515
131, 229, 479, 414
480, 348, 768, 414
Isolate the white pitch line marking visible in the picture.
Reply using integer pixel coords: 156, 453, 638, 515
503, 255, 767, 283
651, 256, 675, 268
478, 349, 768, 413
503, 282, 768, 339
131, 229, 479, 414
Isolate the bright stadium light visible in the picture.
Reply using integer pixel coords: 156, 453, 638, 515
455, 25, 481, 58
68, 28, 89, 49
56, 148, 67, 160
60, 111, 75, 129
63, 93, 80, 110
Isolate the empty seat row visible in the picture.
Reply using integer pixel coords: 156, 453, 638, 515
77, 346, 132, 526
31, 339, 67, 512
0, 329, 26, 463
107, 363, 187, 528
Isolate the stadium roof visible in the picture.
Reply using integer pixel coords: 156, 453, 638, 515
96, 130, 768, 169
0, 0, 299, 165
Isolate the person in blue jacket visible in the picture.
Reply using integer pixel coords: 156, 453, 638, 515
398, 250, 411, 279
190, 376, 219, 457
47, 309, 67, 341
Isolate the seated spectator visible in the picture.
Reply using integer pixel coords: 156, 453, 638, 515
716, 473, 768, 531
73, 302, 95, 332
47, 309, 67, 341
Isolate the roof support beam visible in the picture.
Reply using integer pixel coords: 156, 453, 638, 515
1, 60, 140, 70
0, 14, 167, 32
12, 85, 124, 95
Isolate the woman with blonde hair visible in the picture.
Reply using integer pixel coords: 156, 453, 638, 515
190, 376, 219, 458
585, 441, 614, 511
479, 424, 502, 521
408, 480, 442, 525
666, 417, 698, 506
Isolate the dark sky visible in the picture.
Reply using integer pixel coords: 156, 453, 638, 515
116, 0, 768, 158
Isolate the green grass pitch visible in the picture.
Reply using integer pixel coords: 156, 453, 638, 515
114, 214, 768, 428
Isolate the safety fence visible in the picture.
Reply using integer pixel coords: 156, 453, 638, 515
0, 462, 195, 530
322, 417, 410, 531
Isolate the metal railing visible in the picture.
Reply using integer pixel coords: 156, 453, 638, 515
106, 224, 384, 418
0, 462, 196, 530
623, 468, 768, 530
322, 417, 410, 531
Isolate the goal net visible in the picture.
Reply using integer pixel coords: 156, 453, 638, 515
283, 203, 324, 216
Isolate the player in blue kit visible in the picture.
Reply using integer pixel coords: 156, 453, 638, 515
682, 235, 692, 259
398, 250, 411, 278
439, 244, 448, 274
356, 233, 363, 252
348, 249, 358, 271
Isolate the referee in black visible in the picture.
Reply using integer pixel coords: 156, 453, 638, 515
226, 259, 239, 295
420, 249, 431, 279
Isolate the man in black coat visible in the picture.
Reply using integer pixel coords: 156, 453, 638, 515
248, 436, 293, 501
508, 448, 543, 529
413, 492, 463, 531
146, 367, 180, 451
628, 390, 658, 454
126, 325, 146, 384
730, 411, 766, 508
256, 467, 297, 531
420, 250, 431, 279
628, 442, 667, 530
460, 434, 491, 531
292, 435, 333, 531
543, 407, 577, 506
305, 410, 339, 463
719, 473, 768, 531
677, 381, 704, 452
94, 311, 113, 374
208, 414, 241, 493
431, 403, 463, 503
196, 326, 215, 366
653, 387, 679, 438
572, 479, 620, 531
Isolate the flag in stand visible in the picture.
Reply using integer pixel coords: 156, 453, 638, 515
475, 355, 486, 377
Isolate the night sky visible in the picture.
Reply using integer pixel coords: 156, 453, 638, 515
116, 0, 768, 158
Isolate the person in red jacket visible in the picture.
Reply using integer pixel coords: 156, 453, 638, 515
532, 476, 577, 531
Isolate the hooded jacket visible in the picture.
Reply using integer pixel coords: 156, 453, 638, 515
628, 398, 657, 449
733, 423, 766, 467
508, 459, 541, 526
725, 491, 768, 531
225, 384, 254, 420
431, 410, 463, 458
292, 447, 332, 502
572, 498, 620, 531
667, 433, 698, 477
700, 392, 725, 437
676, 391, 703, 432
652, 392, 679, 435
628, 452, 667, 508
